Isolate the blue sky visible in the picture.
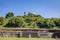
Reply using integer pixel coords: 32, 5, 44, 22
0, 0, 60, 18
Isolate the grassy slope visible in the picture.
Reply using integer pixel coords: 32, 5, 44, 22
0, 38, 55, 40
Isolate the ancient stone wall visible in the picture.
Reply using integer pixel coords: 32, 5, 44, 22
0, 28, 60, 38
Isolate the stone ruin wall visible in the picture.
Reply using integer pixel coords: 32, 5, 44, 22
0, 28, 60, 38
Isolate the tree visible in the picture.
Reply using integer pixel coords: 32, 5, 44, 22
51, 18, 60, 28
24, 12, 26, 16
27, 12, 42, 17
27, 12, 36, 17
2, 11, 60, 28
5, 12, 14, 18
58, 18, 60, 27
4, 17, 24, 27
43, 19, 56, 28
36, 17, 44, 28
0, 17, 5, 25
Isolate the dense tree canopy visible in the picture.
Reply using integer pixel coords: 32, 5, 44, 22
0, 12, 60, 28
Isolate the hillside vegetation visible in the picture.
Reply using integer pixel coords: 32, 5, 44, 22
0, 12, 60, 28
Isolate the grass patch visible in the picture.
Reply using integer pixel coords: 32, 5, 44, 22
0, 38, 55, 40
